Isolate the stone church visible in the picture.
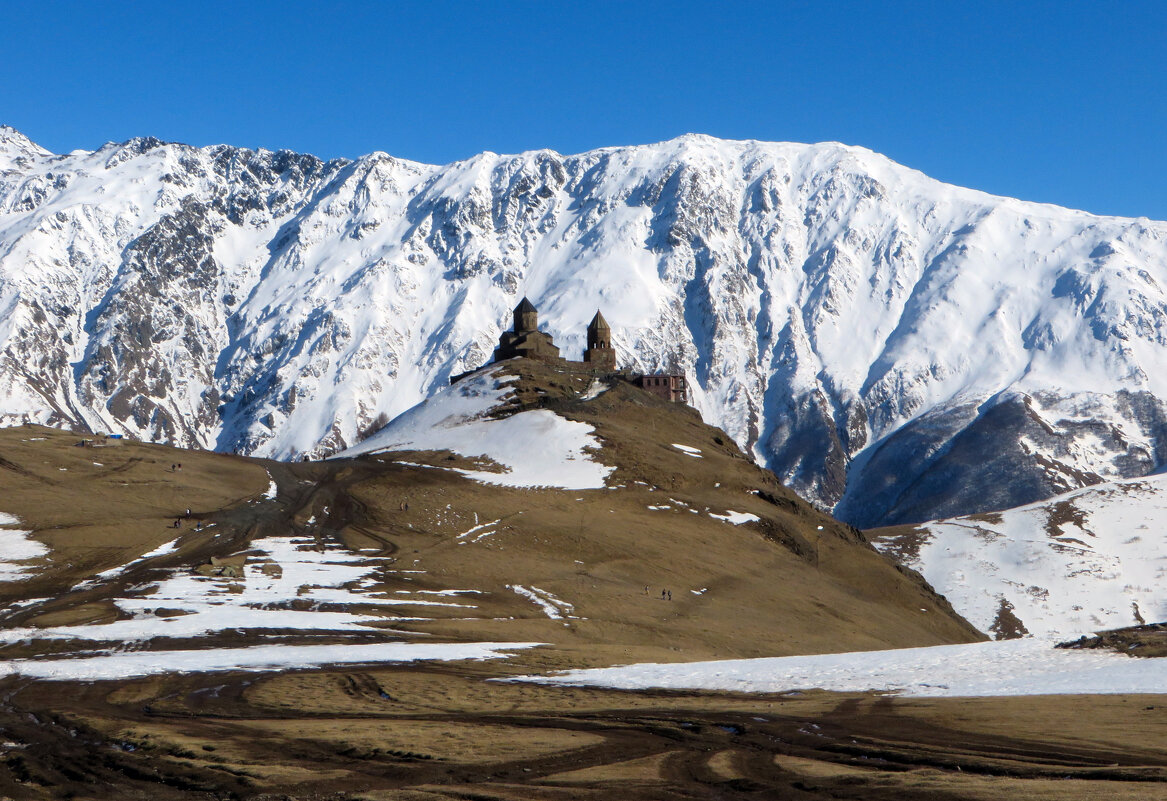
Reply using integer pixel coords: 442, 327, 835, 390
582, 310, 617, 370
492, 298, 562, 362
478, 298, 685, 402
492, 297, 618, 372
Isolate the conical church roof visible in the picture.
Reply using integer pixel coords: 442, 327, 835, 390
588, 310, 610, 330
515, 297, 537, 315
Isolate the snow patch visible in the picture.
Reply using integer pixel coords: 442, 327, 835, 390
0, 513, 48, 582
580, 379, 611, 401
85, 538, 181, 584
341, 367, 613, 490
508, 584, 575, 620
456, 518, 501, 545
0, 536, 478, 645
709, 510, 760, 525
0, 641, 541, 682
515, 639, 1167, 698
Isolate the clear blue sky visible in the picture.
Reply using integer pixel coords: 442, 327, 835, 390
3, 1, 1165, 218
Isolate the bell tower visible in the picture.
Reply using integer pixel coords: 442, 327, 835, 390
513, 297, 538, 334
583, 310, 617, 369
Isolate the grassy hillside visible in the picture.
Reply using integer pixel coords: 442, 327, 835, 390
0, 367, 1162, 799
327, 360, 984, 667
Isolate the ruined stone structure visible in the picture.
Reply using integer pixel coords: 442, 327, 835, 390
583, 310, 617, 370
492, 297, 562, 363
636, 373, 688, 403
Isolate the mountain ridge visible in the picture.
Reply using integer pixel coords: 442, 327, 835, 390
3, 125, 1167, 526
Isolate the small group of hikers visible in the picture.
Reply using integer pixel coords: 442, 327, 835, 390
171, 508, 202, 530
644, 585, 672, 601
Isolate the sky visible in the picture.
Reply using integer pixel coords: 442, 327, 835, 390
3, 1, 1165, 218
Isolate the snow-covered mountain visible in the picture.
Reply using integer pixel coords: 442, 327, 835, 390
871, 473, 1167, 639
3, 124, 1167, 527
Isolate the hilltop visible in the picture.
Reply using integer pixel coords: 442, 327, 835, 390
0, 358, 979, 680
331, 358, 983, 664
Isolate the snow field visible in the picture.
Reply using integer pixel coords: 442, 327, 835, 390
0, 512, 48, 582
876, 473, 1167, 638
515, 638, 1167, 698
0, 641, 542, 682
341, 367, 613, 490
0, 531, 547, 679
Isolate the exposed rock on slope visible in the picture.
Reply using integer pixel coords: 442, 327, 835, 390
4, 124, 1167, 526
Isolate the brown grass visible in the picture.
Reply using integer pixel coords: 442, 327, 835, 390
0, 368, 1156, 799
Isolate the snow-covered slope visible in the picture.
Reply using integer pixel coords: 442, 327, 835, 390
340, 365, 613, 489
873, 474, 1167, 639
4, 124, 1167, 526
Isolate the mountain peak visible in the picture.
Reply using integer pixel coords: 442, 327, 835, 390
0, 125, 50, 163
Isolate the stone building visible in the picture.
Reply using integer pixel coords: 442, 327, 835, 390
582, 310, 617, 370
454, 297, 688, 405
492, 297, 563, 363
635, 373, 688, 403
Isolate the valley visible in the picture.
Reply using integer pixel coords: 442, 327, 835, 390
0, 361, 1161, 798
4, 10, 1167, 799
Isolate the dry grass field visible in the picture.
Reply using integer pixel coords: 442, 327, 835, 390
4, 665, 1166, 800
0, 364, 1162, 799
